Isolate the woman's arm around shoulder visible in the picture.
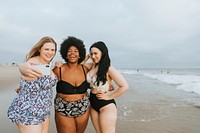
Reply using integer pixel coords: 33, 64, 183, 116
53, 65, 60, 79
83, 62, 94, 71
107, 66, 129, 99
81, 54, 94, 71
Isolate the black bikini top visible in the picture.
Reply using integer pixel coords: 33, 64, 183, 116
56, 65, 90, 94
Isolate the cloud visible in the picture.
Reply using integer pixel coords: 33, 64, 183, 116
0, 0, 200, 68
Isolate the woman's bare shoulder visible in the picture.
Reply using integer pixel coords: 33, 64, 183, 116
108, 65, 117, 72
27, 56, 40, 64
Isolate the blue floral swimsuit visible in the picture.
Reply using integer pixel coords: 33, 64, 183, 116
7, 75, 57, 125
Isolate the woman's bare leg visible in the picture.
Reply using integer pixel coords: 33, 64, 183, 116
90, 108, 101, 133
16, 123, 42, 133
42, 118, 50, 133
55, 112, 76, 133
75, 109, 90, 133
99, 104, 117, 133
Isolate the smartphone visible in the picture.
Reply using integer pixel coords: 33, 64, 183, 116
32, 64, 51, 75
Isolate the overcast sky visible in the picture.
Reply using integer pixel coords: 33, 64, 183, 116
0, 0, 200, 68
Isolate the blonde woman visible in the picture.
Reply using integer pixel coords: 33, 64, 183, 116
7, 36, 58, 133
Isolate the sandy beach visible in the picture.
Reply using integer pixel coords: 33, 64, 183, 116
1, 66, 200, 133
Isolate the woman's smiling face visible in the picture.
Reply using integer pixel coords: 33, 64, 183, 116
39, 42, 56, 64
67, 46, 80, 63
90, 47, 102, 64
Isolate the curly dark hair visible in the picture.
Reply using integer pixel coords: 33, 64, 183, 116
90, 41, 111, 86
60, 36, 86, 64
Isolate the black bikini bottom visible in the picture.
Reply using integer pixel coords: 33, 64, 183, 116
89, 92, 116, 112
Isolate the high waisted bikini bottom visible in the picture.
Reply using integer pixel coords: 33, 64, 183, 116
54, 95, 90, 117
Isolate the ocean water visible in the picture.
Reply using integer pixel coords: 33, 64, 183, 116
119, 68, 200, 96
116, 68, 200, 123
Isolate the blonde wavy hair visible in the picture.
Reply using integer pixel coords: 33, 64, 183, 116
26, 36, 57, 61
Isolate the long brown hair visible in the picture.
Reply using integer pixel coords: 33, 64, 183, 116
90, 41, 110, 86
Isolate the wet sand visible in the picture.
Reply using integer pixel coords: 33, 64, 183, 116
1, 66, 200, 133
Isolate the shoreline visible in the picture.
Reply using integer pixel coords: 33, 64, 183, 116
1, 66, 200, 133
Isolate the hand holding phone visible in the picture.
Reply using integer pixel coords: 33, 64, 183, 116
32, 64, 51, 75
